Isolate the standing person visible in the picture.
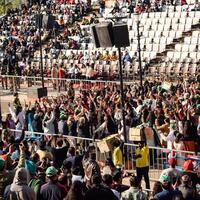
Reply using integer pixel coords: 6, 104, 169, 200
42, 108, 55, 135
135, 141, 150, 189
102, 174, 120, 199
8, 102, 26, 139
159, 158, 181, 185
26, 160, 43, 200
40, 166, 68, 200
58, 65, 65, 91
65, 180, 84, 200
121, 176, 148, 200
48, 138, 69, 169
99, 0, 105, 16
13, 92, 21, 113
51, 64, 58, 90
178, 174, 196, 200
112, 140, 123, 170
84, 174, 118, 200
83, 152, 101, 187
154, 175, 183, 200
4, 168, 36, 200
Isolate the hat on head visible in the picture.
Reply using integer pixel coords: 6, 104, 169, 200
159, 175, 171, 184
45, 166, 58, 177
11, 150, 20, 160
168, 158, 176, 166
183, 160, 193, 171
60, 114, 65, 120
0, 158, 5, 171
196, 104, 200, 110
34, 114, 39, 120
25, 160, 37, 175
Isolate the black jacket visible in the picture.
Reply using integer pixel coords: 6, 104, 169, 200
84, 184, 118, 200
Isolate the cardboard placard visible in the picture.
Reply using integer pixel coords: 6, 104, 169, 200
97, 134, 120, 153
129, 128, 141, 141
144, 127, 154, 141
162, 82, 171, 91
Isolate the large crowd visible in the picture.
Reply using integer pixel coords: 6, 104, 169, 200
0, 0, 200, 200
0, 78, 199, 200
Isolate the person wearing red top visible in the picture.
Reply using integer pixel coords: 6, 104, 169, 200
59, 66, 65, 91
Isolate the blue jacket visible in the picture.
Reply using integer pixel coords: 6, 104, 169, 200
154, 189, 183, 200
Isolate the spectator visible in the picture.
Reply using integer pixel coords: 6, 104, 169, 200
26, 160, 43, 200
65, 180, 84, 200
154, 175, 183, 200
102, 174, 120, 199
121, 175, 148, 200
112, 170, 129, 194
135, 141, 150, 189
112, 140, 123, 169
84, 174, 118, 200
4, 168, 36, 200
40, 166, 68, 200
48, 137, 69, 168
182, 160, 200, 189
151, 181, 163, 197
160, 158, 181, 185
178, 174, 196, 200
83, 152, 101, 187
36, 141, 53, 162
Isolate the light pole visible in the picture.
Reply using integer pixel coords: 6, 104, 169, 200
136, 14, 143, 94
118, 46, 127, 142
38, 7, 44, 89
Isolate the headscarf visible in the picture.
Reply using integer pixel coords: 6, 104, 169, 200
10, 168, 29, 192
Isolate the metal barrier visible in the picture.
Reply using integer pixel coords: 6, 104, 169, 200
0, 75, 136, 93
5, 128, 199, 172
3, 128, 200, 192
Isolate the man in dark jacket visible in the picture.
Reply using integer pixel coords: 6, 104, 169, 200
40, 166, 67, 200
84, 174, 118, 200
32, 114, 43, 133
155, 175, 183, 200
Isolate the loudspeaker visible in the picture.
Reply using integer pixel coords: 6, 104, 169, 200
27, 87, 48, 99
91, 25, 100, 48
113, 24, 130, 47
95, 22, 114, 47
